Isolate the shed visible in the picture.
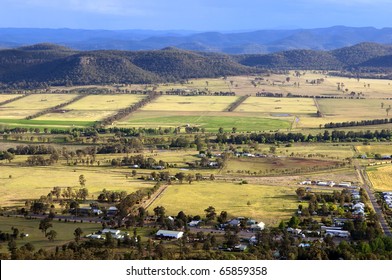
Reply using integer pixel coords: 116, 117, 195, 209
156, 230, 184, 239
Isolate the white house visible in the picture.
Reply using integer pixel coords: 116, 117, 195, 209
156, 230, 184, 239
250, 221, 265, 231
188, 220, 201, 227
102, 228, 121, 236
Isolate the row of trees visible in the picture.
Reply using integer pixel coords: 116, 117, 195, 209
324, 118, 392, 129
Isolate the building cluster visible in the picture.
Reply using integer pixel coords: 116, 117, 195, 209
382, 192, 392, 209
300, 180, 358, 189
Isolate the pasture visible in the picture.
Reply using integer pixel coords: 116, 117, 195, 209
0, 164, 154, 207
0, 94, 22, 103
356, 144, 392, 156
149, 181, 300, 226
38, 94, 144, 122
235, 97, 317, 115
0, 216, 102, 253
122, 110, 291, 132
0, 94, 78, 119
141, 95, 237, 112
367, 165, 392, 192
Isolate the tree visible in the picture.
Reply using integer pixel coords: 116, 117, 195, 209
218, 127, 224, 134
217, 211, 228, 224
79, 174, 86, 188
386, 107, 391, 116
39, 218, 52, 236
204, 206, 216, 222
296, 187, 306, 199
74, 227, 83, 243
3, 151, 15, 163
46, 230, 57, 242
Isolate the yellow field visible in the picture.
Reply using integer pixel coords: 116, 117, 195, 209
0, 94, 78, 119
367, 165, 392, 192
38, 110, 116, 121
141, 95, 238, 112
236, 97, 317, 115
37, 94, 144, 121
0, 94, 22, 103
64, 94, 143, 110
149, 181, 299, 226
356, 144, 392, 155
0, 164, 154, 207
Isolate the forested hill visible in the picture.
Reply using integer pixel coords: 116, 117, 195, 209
237, 42, 392, 69
0, 46, 259, 87
2, 42, 392, 88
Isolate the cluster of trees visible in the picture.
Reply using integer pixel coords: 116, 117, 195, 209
165, 89, 236, 96
324, 118, 392, 129
255, 92, 284, 97
216, 129, 391, 144
110, 154, 167, 169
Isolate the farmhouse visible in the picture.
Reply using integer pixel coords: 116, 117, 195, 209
188, 220, 201, 227
156, 230, 184, 239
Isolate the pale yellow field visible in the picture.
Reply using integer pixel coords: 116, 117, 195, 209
0, 94, 77, 119
149, 181, 300, 226
0, 94, 22, 103
140, 95, 238, 112
0, 164, 154, 207
367, 165, 392, 192
356, 144, 392, 155
236, 97, 317, 115
64, 94, 143, 110
38, 110, 115, 121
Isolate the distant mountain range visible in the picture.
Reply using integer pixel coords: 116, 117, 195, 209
1, 42, 392, 88
1, 26, 392, 54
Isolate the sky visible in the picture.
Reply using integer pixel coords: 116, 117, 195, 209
0, 0, 391, 31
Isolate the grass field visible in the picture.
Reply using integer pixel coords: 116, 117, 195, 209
38, 94, 144, 122
149, 181, 300, 226
141, 95, 238, 112
367, 165, 392, 192
123, 110, 291, 132
0, 216, 103, 253
356, 144, 392, 156
0, 164, 154, 207
0, 94, 23, 103
0, 118, 94, 129
0, 94, 78, 119
236, 97, 317, 115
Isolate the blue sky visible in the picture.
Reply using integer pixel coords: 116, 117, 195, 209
0, 0, 391, 30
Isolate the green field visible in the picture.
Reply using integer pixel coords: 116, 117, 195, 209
149, 181, 299, 226
0, 216, 103, 253
0, 118, 94, 128
123, 111, 291, 132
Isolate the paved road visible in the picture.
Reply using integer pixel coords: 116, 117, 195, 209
354, 160, 392, 237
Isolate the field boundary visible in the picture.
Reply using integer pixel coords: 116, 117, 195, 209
0, 93, 31, 107
225, 95, 250, 112
25, 94, 87, 120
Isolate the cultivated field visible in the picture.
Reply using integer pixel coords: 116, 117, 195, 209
367, 165, 392, 192
0, 94, 22, 103
149, 181, 300, 226
356, 144, 392, 156
141, 95, 238, 112
38, 94, 144, 122
0, 94, 78, 119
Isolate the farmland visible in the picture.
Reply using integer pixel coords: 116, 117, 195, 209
149, 181, 300, 226
367, 165, 392, 192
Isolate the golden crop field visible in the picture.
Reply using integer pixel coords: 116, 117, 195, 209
356, 144, 392, 155
0, 94, 22, 103
0, 94, 78, 119
140, 95, 238, 112
37, 94, 144, 121
0, 164, 154, 207
149, 181, 300, 226
367, 165, 392, 192
236, 97, 317, 115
